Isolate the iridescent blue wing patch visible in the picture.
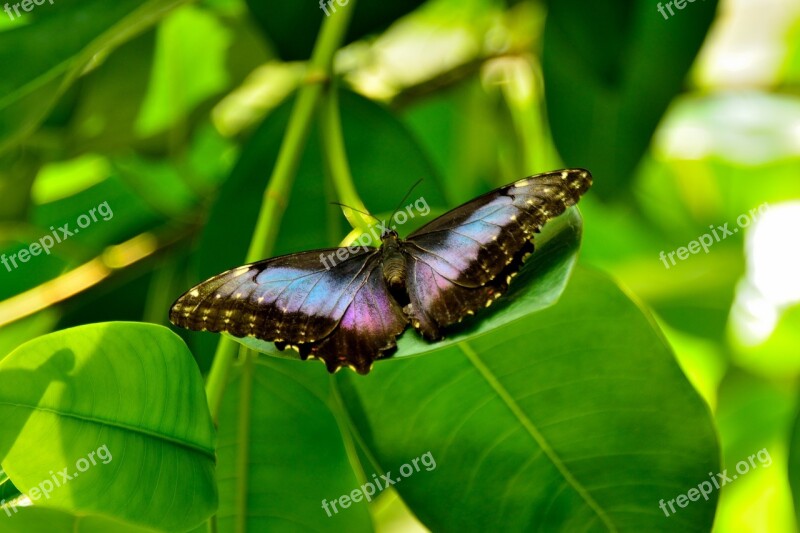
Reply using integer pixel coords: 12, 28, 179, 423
170, 248, 407, 374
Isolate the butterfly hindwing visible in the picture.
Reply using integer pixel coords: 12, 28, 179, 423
304, 257, 408, 372
401, 168, 591, 339
169, 248, 408, 373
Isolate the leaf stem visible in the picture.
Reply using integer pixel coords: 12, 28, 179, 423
319, 81, 373, 233
234, 350, 254, 533
204, 2, 358, 420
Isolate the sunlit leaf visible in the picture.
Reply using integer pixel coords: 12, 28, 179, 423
0, 506, 162, 533
0, 322, 217, 531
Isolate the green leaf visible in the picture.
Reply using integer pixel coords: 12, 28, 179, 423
65, 31, 157, 154
135, 5, 233, 137
215, 356, 372, 532
0, 322, 217, 532
0, 0, 188, 151
790, 407, 800, 529
30, 172, 162, 254
0, 467, 20, 502
235, 205, 582, 363
336, 267, 719, 531
244, 0, 426, 60
0, 311, 59, 361
712, 371, 797, 531
541, 0, 718, 197
0, 506, 162, 533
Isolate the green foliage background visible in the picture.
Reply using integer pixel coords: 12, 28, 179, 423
1, 0, 799, 531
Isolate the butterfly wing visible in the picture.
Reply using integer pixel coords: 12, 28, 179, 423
169, 248, 408, 374
401, 168, 592, 339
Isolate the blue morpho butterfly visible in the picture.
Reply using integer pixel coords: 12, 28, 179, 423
170, 169, 592, 374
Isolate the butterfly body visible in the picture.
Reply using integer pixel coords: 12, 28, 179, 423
379, 230, 408, 291
170, 169, 592, 374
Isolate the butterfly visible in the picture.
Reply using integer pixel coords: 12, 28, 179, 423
170, 168, 592, 374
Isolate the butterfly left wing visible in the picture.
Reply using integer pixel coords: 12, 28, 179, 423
401, 168, 592, 340
169, 249, 408, 374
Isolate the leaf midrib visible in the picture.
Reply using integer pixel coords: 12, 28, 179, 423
458, 340, 618, 532
0, 400, 215, 461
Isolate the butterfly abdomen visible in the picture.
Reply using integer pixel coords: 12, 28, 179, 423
379, 231, 407, 292
382, 250, 407, 289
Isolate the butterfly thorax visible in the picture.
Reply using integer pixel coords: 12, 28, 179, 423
380, 231, 407, 291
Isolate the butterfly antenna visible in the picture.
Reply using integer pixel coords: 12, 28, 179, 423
330, 202, 380, 223
387, 179, 424, 227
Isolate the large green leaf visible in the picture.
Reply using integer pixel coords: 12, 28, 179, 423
215, 356, 372, 532
336, 267, 719, 531
542, 0, 718, 197
0, 0, 188, 151
0, 322, 217, 532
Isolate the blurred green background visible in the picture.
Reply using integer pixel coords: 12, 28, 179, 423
1, 0, 799, 531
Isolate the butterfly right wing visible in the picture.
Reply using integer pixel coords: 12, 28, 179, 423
401, 168, 592, 339
169, 248, 408, 373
